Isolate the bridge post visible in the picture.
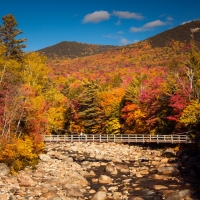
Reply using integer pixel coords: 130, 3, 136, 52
128, 135, 130, 143
157, 135, 158, 144
114, 135, 116, 143
93, 135, 94, 142
100, 135, 101, 143
71, 135, 73, 143
107, 135, 108, 142
171, 135, 173, 144
85, 134, 87, 142
143, 135, 144, 143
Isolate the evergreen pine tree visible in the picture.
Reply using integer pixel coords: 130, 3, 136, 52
78, 82, 105, 134
0, 14, 27, 59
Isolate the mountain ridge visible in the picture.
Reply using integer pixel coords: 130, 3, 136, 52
36, 41, 117, 59
37, 20, 200, 59
146, 20, 200, 48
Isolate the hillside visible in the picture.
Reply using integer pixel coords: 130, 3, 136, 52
146, 20, 200, 48
48, 40, 189, 83
36, 41, 117, 59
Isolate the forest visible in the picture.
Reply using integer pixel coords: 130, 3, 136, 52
0, 14, 200, 172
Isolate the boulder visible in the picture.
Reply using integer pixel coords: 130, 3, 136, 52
0, 194, 8, 200
105, 162, 118, 175
153, 185, 168, 190
162, 149, 176, 158
0, 163, 10, 176
17, 174, 36, 187
91, 191, 107, 200
115, 163, 129, 172
99, 175, 112, 184
67, 171, 89, 186
65, 188, 84, 197
157, 166, 179, 176
139, 169, 149, 175
113, 192, 123, 200
39, 154, 52, 162
164, 189, 191, 200
38, 191, 61, 199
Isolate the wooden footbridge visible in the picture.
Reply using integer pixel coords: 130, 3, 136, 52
43, 134, 199, 144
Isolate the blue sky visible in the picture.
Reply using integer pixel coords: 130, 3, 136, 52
1, 0, 200, 51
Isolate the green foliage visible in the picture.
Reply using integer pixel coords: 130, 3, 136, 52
37, 41, 117, 59
125, 76, 145, 104
0, 14, 27, 60
78, 82, 104, 134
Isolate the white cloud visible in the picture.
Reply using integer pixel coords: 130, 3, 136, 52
133, 39, 139, 43
115, 19, 121, 25
82, 11, 110, 23
120, 38, 140, 45
129, 27, 144, 32
112, 10, 143, 20
130, 20, 166, 32
143, 20, 166, 28
166, 16, 173, 21
103, 34, 119, 39
104, 34, 132, 45
120, 38, 130, 45
117, 31, 124, 35
181, 20, 192, 25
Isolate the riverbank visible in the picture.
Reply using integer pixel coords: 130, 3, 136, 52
0, 142, 200, 199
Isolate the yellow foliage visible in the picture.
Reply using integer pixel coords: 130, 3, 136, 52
0, 135, 44, 173
173, 144, 181, 152
69, 122, 81, 133
100, 87, 125, 118
0, 44, 6, 55
104, 118, 121, 135
45, 88, 67, 132
15, 136, 38, 159
23, 52, 50, 92
180, 100, 200, 126
47, 107, 65, 132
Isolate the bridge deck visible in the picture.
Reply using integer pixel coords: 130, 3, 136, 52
43, 134, 198, 144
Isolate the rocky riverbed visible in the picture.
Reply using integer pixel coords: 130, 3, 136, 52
0, 142, 200, 200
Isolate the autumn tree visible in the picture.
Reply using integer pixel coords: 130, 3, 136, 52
184, 50, 200, 101
180, 100, 200, 136
100, 87, 125, 135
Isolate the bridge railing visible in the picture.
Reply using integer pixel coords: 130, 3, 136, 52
43, 134, 197, 144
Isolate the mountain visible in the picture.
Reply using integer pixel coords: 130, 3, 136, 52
37, 20, 200, 60
48, 22, 200, 86
36, 41, 117, 59
146, 20, 200, 48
